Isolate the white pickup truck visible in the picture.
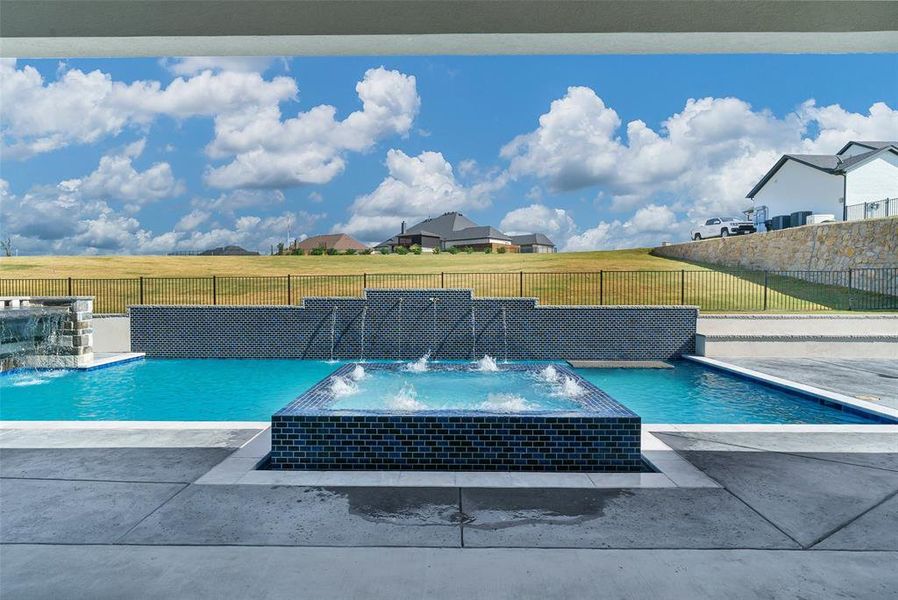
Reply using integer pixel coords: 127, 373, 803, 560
691, 217, 756, 240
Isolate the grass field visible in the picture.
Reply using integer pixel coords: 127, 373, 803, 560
0, 248, 681, 278
1, 249, 893, 313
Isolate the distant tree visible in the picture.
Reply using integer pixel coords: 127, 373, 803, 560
292, 248, 305, 256
483, 246, 493, 254
379, 247, 390, 255
432, 247, 441, 255
344, 248, 357, 255
326, 247, 339, 255
409, 244, 422, 255
361, 248, 374, 255
464, 246, 474, 254
496, 246, 507, 254
310, 247, 326, 256
276, 242, 285, 255
395, 246, 409, 255
1, 237, 12, 257
447, 246, 460, 255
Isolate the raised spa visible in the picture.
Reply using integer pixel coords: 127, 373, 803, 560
270, 361, 642, 472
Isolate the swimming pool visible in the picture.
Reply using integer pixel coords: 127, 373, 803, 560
0, 358, 887, 424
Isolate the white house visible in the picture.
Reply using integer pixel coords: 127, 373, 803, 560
747, 141, 898, 224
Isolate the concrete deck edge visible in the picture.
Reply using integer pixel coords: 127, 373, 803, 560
194, 427, 718, 489
684, 355, 898, 422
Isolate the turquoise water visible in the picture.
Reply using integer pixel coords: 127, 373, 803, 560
327, 365, 583, 412
0, 358, 883, 423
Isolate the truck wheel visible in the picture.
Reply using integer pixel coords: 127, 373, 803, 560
693, 233, 701, 240
720, 229, 729, 238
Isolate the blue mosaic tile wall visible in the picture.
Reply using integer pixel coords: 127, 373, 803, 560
130, 290, 696, 360
269, 363, 642, 472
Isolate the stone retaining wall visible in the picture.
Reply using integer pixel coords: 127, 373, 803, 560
652, 217, 897, 272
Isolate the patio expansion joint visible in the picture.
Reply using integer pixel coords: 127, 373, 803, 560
0, 475, 199, 485
808, 487, 898, 550
659, 432, 898, 550
112, 483, 192, 545
657, 431, 898, 474
458, 488, 465, 548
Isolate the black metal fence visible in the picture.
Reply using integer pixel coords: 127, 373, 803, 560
1, 269, 896, 314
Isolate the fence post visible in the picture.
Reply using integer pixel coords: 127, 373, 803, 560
599, 271, 604, 305
286, 274, 292, 305
212, 275, 217, 305
363, 272, 368, 289
519, 271, 524, 297
67, 277, 72, 296
763, 271, 768, 311
847, 269, 853, 311
680, 270, 685, 305
441, 272, 445, 288
139, 276, 145, 304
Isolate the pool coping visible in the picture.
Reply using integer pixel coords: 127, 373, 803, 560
684, 355, 898, 423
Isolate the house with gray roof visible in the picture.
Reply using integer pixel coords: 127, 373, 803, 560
509, 233, 557, 253
747, 140, 898, 224
375, 212, 555, 253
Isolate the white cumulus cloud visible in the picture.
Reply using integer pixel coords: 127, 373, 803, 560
0, 59, 296, 159
501, 86, 898, 222
564, 204, 684, 251
335, 149, 506, 244
63, 139, 184, 211
161, 56, 277, 76
500, 204, 577, 241
203, 67, 421, 188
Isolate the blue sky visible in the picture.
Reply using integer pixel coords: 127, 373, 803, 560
1, 54, 896, 254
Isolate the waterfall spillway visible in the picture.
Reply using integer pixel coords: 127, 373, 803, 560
0, 306, 69, 371
329, 306, 337, 361
428, 298, 438, 356
396, 298, 403, 361
358, 306, 367, 362
501, 306, 509, 363
470, 305, 476, 360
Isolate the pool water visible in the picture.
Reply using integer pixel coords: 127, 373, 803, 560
0, 359, 884, 423
326, 364, 583, 412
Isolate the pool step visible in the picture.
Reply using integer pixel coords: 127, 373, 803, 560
695, 333, 898, 358
566, 360, 673, 369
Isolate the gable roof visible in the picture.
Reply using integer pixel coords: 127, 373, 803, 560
836, 141, 897, 155
404, 212, 481, 238
446, 225, 510, 242
295, 233, 367, 251
747, 144, 898, 198
509, 233, 555, 246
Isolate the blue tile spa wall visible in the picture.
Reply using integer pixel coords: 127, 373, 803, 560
270, 415, 642, 472
269, 363, 643, 472
130, 290, 697, 360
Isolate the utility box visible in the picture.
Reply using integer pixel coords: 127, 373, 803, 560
790, 211, 812, 226
770, 215, 791, 230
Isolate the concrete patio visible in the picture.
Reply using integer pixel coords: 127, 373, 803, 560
2, 420, 897, 599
